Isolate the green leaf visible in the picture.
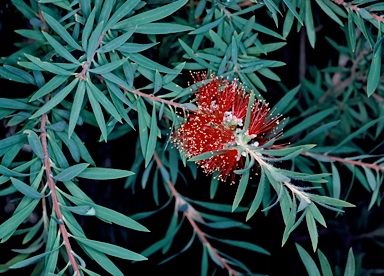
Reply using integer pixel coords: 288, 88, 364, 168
271, 85, 300, 117
87, 21, 104, 62
296, 243, 321, 276
112, 0, 188, 29
344, 248, 355, 276
3, 65, 35, 85
210, 173, 219, 199
103, 0, 141, 31
283, 0, 303, 25
87, 80, 122, 122
246, 169, 267, 220
55, 131, 81, 163
90, 58, 127, 74
24, 130, 44, 159
362, 166, 376, 191
188, 150, 230, 162
367, 36, 382, 96
137, 98, 148, 158
283, 108, 335, 138
347, 10, 356, 52
187, 198, 247, 213
189, 17, 224, 35
69, 80, 86, 138
178, 39, 216, 71
330, 116, 384, 153
307, 194, 355, 207
305, 0, 316, 48
308, 203, 326, 227
331, 163, 341, 199
42, 12, 82, 51
97, 28, 136, 53
0, 165, 29, 177
30, 75, 70, 102
10, 177, 43, 199
215, 238, 270, 255
232, 161, 250, 212
42, 32, 80, 64
9, 250, 53, 269
74, 236, 147, 261
0, 135, 26, 150
78, 167, 134, 179
0, 98, 36, 110
54, 163, 90, 182
315, 0, 343, 26
61, 205, 96, 216
318, 249, 333, 276
154, 69, 162, 94
82, 8, 96, 51
135, 23, 194, 34
129, 53, 179, 74
201, 245, 208, 276
30, 78, 79, 119
0, 199, 39, 239
145, 105, 158, 167
62, 184, 148, 232
203, 221, 244, 229
86, 82, 107, 141
306, 211, 318, 251
0, 67, 30, 84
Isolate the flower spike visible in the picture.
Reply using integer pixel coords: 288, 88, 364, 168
173, 73, 283, 183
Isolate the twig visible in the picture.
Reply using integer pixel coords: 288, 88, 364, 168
332, 0, 384, 23
153, 152, 239, 276
95, 74, 188, 110
40, 95, 80, 274
318, 48, 369, 103
302, 151, 384, 171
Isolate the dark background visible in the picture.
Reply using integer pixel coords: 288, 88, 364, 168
1, 1, 383, 275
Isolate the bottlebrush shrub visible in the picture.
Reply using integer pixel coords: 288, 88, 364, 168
0, 0, 383, 275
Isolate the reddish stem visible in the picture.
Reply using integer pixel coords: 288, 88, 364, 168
40, 95, 80, 274
332, 0, 384, 23
302, 151, 384, 171
153, 152, 239, 276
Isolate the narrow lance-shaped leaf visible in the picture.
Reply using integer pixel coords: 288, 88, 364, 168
11, 177, 43, 199
82, 8, 96, 51
306, 210, 318, 251
103, 0, 141, 31
42, 32, 80, 64
42, 12, 82, 50
78, 167, 134, 180
73, 236, 147, 261
305, 0, 316, 48
86, 82, 108, 141
145, 104, 158, 167
246, 168, 267, 221
24, 130, 44, 159
53, 163, 90, 182
69, 80, 86, 138
112, 0, 188, 29
97, 27, 136, 53
87, 21, 104, 62
367, 31, 382, 97
30, 78, 79, 119
296, 243, 321, 276
232, 157, 251, 212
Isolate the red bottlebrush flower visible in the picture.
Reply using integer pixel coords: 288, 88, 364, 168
173, 73, 282, 183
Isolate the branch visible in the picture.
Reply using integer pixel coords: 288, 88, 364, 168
332, 0, 384, 23
302, 151, 384, 171
153, 152, 239, 276
95, 74, 188, 110
40, 95, 80, 274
